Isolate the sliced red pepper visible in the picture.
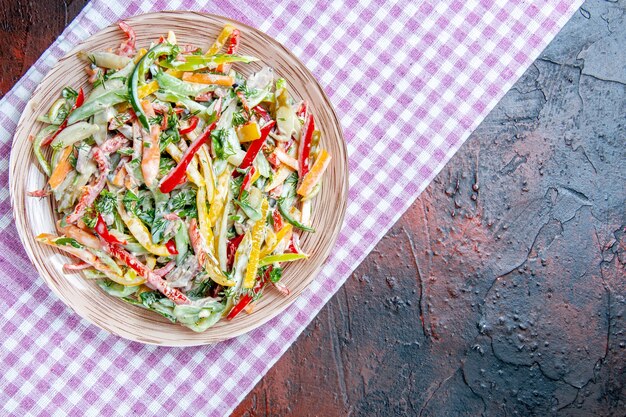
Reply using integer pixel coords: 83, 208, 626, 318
227, 266, 271, 320
296, 101, 307, 118
233, 120, 275, 178
273, 210, 284, 232
252, 105, 270, 122
287, 235, 299, 254
165, 239, 178, 255
226, 29, 240, 54
226, 234, 245, 271
298, 113, 314, 178
159, 121, 217, 193
179, 115, 199, 135
239, 166, 256, 197
94, 214, 126, 245
107, 242, 190, 304
42, 88, 85, 147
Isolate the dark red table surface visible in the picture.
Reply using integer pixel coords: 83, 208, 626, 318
1, 1, 624, 415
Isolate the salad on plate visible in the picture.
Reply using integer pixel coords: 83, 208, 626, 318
29, 22, 331, 332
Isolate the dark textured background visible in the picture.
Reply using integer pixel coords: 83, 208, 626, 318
1, 0, 624, 415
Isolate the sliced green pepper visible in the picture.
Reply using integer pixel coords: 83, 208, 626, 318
258, 253, 308, 267
278, 201, 315, 232
33, 125, 58, 176
67, 88, 127, 124
155, 71, 215, 97
157, 54, 257, 72
130, 43, 178, 130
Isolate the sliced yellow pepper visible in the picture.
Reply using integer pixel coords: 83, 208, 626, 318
207, 24, 235, 55
243, 199, 268, 288
117, 200, 171, 257
165, 143, 205, 187
208, 169, 230, 225
197, 144, 216, 201
137, 80, 159, 99
134, 48, 147, 64
260, 223, 292, 258
165, 69, 183, 78
236, 122, 261, 143
264, 165, 294, 192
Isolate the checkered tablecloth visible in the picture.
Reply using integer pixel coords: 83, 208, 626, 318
0, 0, 582, 415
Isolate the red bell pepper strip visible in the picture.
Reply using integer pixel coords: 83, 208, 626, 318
233, 120, 275, 178
239, 166, 256, 197
42, 88, 85, 147
94, 214, 126, 245
297, 113, 314, 178
227, 266, 271, 320
296, 101, 307, 118
179, 115, 199, 135
252, 105, 270, 122
226, 29, 240, 54
159, 121, 217, 193
106, 242, 190, 304
273, 210, 284, 232
165, 239, 178, 255
226, 234, 245, 271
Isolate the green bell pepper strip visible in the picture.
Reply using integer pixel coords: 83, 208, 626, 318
67, 88, 127, 124
278, 201, 315, 232
33, 125, 58, 176
258, 253, 307, 268
157, 54, 258, 72
130, 43, 178, 130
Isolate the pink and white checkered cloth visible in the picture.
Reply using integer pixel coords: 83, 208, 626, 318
0, 0, 581, 415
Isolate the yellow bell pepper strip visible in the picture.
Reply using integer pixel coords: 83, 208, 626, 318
260, 223, 292, 258
130, 43, 178, 130
236, 121, 261, 143
137, 80, 159, 99
243, 199, 268, 289
278, 202, 315, 232
188, 218, 235, 286
207, 24, 235, 55
196, 185, 215, 246
165, 143, 204, 187
196, 144, 216, 200
117, 200, 171, 257
48, 146, 74, 190
134, 48, 147, 63
297, 149, 331, 196
258, 253, 308, 268
181, 72, 234, 86
208, 169, 230, 225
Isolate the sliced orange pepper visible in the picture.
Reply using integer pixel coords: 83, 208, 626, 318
182, 72, 234, 86
243, 199, 268, 288
297, 149, 331, 196
48, 146, 73, 190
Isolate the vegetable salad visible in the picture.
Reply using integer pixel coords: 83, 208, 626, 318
30, 22, 330, 332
